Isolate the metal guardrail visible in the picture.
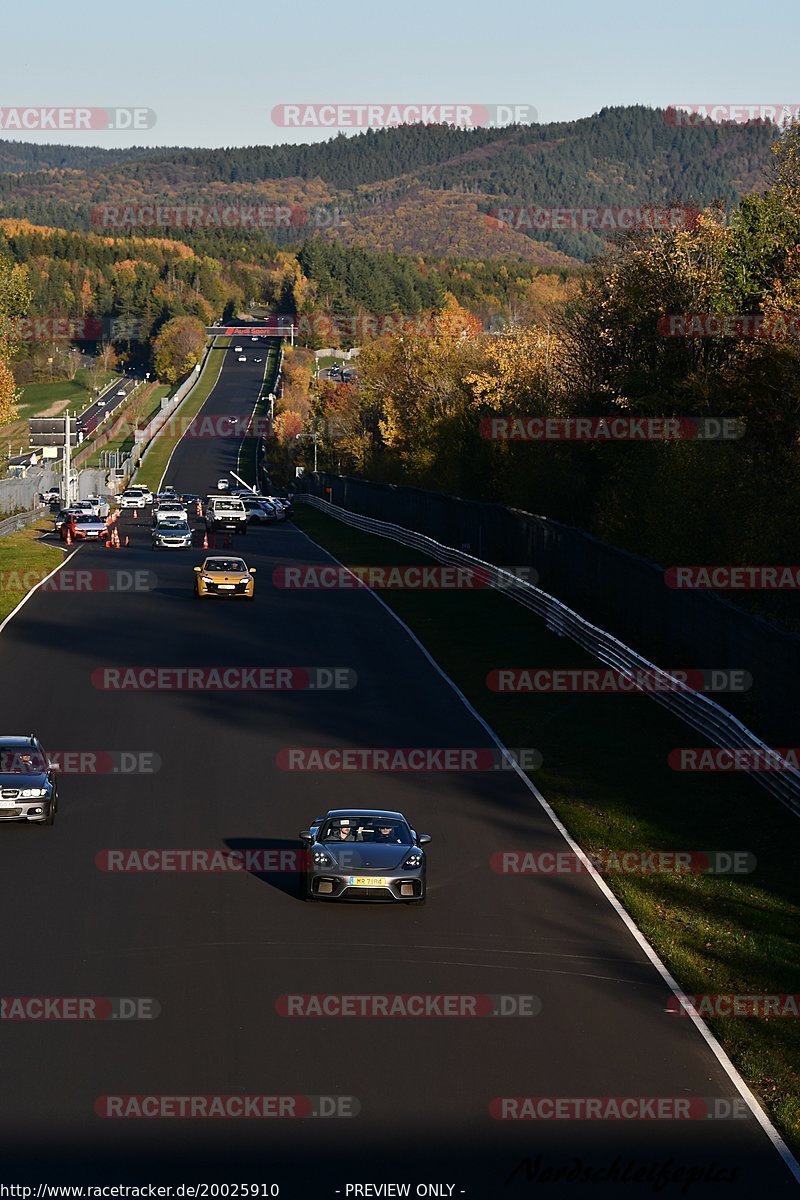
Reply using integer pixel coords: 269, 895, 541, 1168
0, 505, 47, 538
297, 493, 800, 819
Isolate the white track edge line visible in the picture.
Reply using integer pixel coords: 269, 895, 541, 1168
0, 547, 80, 637
294, 520, 800, 1187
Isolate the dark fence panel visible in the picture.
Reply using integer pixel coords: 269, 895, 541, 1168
299, 473, 800, 743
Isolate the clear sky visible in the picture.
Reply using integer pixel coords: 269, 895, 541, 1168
1, 0, 795, 148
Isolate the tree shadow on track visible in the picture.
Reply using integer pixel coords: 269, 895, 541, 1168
224, 835, 306, 901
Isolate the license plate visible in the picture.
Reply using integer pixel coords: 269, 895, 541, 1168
0, 800, 18, 808
349, 876, 388, 887
218, 584, 234, 590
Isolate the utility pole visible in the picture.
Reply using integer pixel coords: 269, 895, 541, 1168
63, 410, 72, 504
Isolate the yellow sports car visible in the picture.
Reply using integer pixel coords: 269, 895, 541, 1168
193, 556, 256, 600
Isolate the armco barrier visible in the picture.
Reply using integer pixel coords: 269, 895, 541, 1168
295, 492, 800, 819
300, 473, 800, 745
0, 506, 47, 538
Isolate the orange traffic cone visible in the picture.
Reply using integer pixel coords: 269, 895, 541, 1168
105, 538, 111, 549
124, 535, 129, 547
133, 509, 138, 520
65, 526, 72, 546
202, 531, 209, 549
196, 500, 202, 517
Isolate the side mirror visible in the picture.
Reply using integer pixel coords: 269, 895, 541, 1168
193, 566, 201, 573
417, 833, 432, 846
299, 830, 313, 843
249, 567, 257, 575
48, 761, 60, 774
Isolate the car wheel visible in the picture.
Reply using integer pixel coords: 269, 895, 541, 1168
42, 806, 56, 827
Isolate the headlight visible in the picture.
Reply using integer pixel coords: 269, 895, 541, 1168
313, 851, 331, 865
201, 576, 214, 584
403, 853, 423, 869
19, 788, 47, 798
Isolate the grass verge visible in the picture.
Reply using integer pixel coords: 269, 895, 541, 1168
0, 516, 63, 623
291, 501, 800, 1157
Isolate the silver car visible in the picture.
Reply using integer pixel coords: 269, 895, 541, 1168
152, 518, 193, 549
300, 808, 430, 904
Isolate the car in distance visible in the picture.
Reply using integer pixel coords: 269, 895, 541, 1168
119, 489, 148, 509
61, 513, 107, 542
205, 495, 248, 535
0, 736, 59, 826
216, 478, 230, 492
53, 507, 83, 533
300, 809, 430, 903
85, 493, 111, 519
152, 499, 189, 526
238, 356, 247, 362
193, 556, 256, 600
152, 518, 193, 550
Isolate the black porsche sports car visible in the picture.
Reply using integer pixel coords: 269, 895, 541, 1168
300, 808, 430, 903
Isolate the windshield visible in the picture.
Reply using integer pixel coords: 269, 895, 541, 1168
73, 515, 99, 524
205, 559, 247, 572
319, 817, 411, 844
0, 745, 46, 773
158, 521, 190, 531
